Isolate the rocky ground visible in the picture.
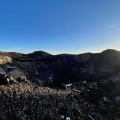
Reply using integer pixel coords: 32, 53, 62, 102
0, 80, 120, 120
0, 50, 120, 120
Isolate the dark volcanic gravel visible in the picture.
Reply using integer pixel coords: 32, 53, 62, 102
0, 82, 120, 120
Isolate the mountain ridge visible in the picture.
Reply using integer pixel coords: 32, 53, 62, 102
0, 49, 118, 85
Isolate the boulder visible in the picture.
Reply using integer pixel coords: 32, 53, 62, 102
115, 96, 120, 106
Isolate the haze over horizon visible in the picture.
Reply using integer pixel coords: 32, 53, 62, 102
0, 0, 120, 54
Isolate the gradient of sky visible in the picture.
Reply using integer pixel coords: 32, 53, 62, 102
0, 0, 120, 54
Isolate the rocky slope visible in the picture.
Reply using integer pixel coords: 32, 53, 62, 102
5, 49, 120, 85
0, 49, 120, 120
0, 49, 120, 85
0, 52, 12, 64
0, 80, 120, 120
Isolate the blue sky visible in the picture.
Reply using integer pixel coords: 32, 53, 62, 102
0, 0, 120, 54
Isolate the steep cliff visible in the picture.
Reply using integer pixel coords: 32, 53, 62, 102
3, 49, 120, 85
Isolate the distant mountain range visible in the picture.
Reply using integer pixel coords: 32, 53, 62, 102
0, 49, 120, 85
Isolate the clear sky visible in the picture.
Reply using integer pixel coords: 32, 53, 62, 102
0, 0, 120, 54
